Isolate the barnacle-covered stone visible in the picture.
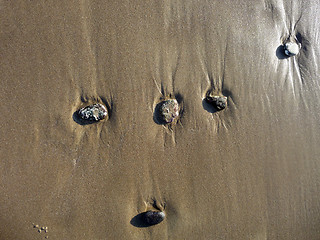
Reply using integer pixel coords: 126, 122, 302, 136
284, 42, 300, 56
77, 103, 108, 122
144, 211, 165, 225
206, 95, 227, 111
159, 99, 179, 123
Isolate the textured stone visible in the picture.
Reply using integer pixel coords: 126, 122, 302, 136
77, 103, 108, 122
159, 99, 179, 123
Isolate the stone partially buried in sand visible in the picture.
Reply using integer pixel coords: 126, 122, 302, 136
159, 99, 179, 123
206, 95, 227, 111
144, 211, 165, 225
77, 103, 108, 122
284, 42, 300, 56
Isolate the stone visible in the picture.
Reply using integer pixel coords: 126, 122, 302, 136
284, 42, 300, 56
77, 103, 108, 122
206, 95, 227, 110
159, 99, 179, 123
144, 211, 165, 225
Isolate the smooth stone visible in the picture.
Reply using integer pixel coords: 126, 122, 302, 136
144, 211, 165, 225
284, 42, 300, 56
77, 103, 108, 122
206, 95, 227, 110
159, 99, 179, 123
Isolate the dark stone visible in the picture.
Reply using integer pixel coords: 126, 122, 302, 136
130, 211, 166, 228
77, 103, 108, 122
206, 95, 227, 111
144, 211, 165, 225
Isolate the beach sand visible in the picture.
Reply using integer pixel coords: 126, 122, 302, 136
1, 1, 320, 239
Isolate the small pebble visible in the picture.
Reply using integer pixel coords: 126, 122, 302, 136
77, 103, 108, 122
144, 211, 165, 225
38, 229, 42, 233
206, 95, 227, 110
33, 224, 39, 228
159, 99, 179, 123
284, 42, 300, 56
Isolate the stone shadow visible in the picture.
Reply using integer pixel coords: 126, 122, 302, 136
276, 45, 289, 59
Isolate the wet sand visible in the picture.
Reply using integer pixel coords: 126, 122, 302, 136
1, 1, 320, 239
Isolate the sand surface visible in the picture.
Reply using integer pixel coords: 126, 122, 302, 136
1, 1, 320, 239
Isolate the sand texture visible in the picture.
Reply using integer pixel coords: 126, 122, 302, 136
1, 1, 320, 239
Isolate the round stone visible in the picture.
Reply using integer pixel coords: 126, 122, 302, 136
159, 99, 179, 123
144, 211, 165, 225
284, 42, 300, 56
206, 95, 227, 110
77, 103, 108, 122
